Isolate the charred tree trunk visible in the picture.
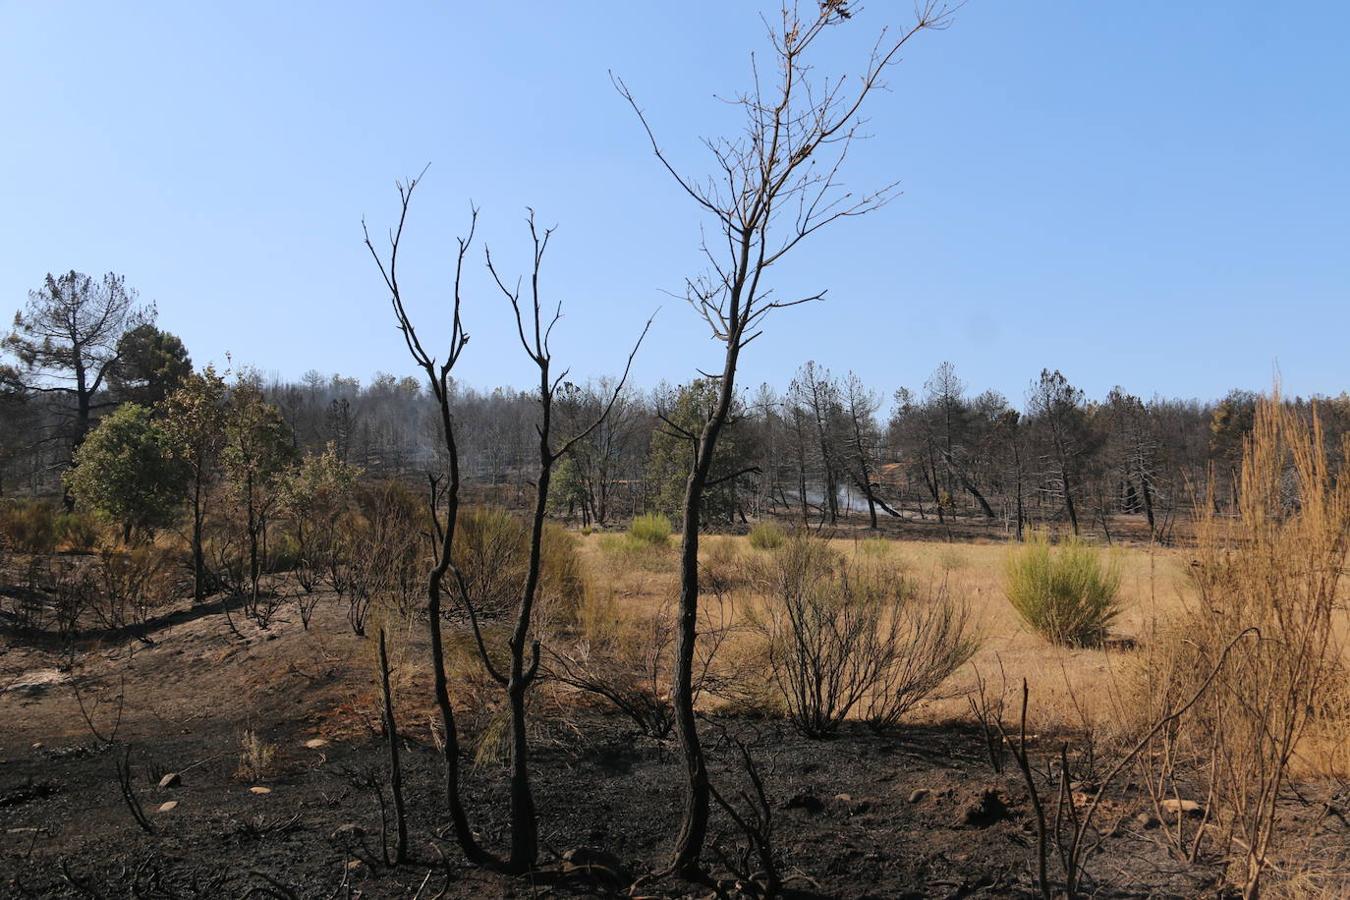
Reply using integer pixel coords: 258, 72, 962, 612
365, 186, 496, 868
377, 628, 408, 865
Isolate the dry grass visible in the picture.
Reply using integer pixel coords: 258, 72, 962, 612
572, 531, 1195, 739
1130, 397, 1350, 897
235, 728, 276, 782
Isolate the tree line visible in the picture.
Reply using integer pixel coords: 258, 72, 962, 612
4, 278, 1344, 544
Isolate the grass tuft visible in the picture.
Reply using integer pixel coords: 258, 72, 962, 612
1004, 531, 1121, 647
747, 521, 785, 551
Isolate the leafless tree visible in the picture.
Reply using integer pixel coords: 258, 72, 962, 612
482, 212, 651, 872
376, 628, 408, 865
363, 171, 494, 867
615, 0, 953, 873
842, 371, 886, 529
1027, 369, 1093, 536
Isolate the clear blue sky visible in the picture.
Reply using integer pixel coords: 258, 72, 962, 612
3, 2, 1347, 405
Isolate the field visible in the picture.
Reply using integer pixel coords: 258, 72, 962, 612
3, 529, 1347, 898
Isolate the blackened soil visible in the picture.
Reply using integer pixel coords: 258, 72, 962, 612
0, 712, 1242, 898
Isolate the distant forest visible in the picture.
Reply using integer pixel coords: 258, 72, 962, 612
4, 270, 1348, 543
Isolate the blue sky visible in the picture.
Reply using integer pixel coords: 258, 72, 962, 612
2, 2, 1346, 406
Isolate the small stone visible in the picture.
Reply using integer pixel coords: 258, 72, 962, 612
157, 800, 179, 813
249, 786, 272, 795
1161, 798, 1203, 818
908, 788, 931, 804
303, 738, 328, 749
158, 773, 181, 789
1135, 812, 1161, 829
833, 793, 873, 814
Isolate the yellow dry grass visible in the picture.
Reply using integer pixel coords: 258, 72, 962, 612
576, 529, 1349, 775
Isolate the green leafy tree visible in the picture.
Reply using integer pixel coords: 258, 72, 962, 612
547, 455, 590, 524
64, 403, 186, 543
221, 383, 295, 615
110, 323, 192, 406
161, 366, 228, 601
646, 380, 749, 526
281, 443, 360, 591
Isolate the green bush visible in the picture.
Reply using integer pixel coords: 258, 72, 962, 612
55, 512, 100, 552
454, 507, 586, 619
628, 512, 672, 547
266, 528, 304, 574
0, 500, 59, 555
858, 536, 891, 558
1004, 532, 1122, 647
748, 521, 785, 551
596, 531, 674, 572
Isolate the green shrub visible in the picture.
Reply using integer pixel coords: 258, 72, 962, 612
858, 536, 891, 558
0, 500, 59, 554
596, 531, 674, 572
55, 511, 100, 552
453, 507, 586, 620
748, 521, 785, 551
266, 528, 303, 574
701, 535, 745, 588
628, 512, 672, 547
937, 545, 967, 572
1004, 531, 1121, 647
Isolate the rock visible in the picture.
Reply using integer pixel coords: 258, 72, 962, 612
783, 792, 824, 815
303, 738, 328, 749
157, 801, 179, 813
832, 793, 874, 815
560, 847, 633, 887
958, 789, 1009, 828
249, 786, 272, 795
1135, 812, 1161, 829
1161, 798, 1203, 818
908, 788, 931, 804
158, 773, 181, 789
